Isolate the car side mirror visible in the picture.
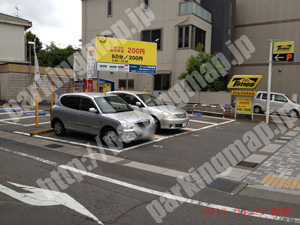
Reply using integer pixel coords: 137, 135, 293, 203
89, 107, 98, 113
136, 102, 142, 107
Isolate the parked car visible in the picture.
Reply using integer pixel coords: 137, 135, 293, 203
253, 91, 300, 117
50, 93, 155, 147
107, 91, 190, 132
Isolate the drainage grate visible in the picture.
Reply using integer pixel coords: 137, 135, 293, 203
207, 178, 242, 193
237, 161, 259, 168
44, 144, 64, 149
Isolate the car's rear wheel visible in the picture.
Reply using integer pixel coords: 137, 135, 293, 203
254, 106, 262, 114
53, 120, 66, 136
288, 110, 298, 118
101, 127, 123, 149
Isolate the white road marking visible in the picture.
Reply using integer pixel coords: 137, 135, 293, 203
13, 131, 123, 153
0, 115, 49, 122
13, 131, 31, 136
201, 115, 235, 121
25, 121, 51, 126
13, 118, 234, 153
0, 182, 103, 224
1, 146, 300, 223
0, 121, 25, 126
0, 146, 57, 166
61, 165, 300, 224
189, 119, 219, 125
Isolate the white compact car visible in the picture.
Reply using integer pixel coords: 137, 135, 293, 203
253, 91, 300, 117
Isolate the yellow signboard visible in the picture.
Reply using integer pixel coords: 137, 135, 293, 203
236, 97, 252, 114
95, 37, 157, 74
231, 91, 257, 96
272, 41, 295, 62
227, 75, 262, 89
273, 41, 295, 54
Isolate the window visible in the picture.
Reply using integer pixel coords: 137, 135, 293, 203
141, 29, 161, 50
108, 0, 112, 16
154, 74, 170, 90
137, 94, 166, 106
80, 98, 95, 111
256, 93, 262, 99
274, 95, 287, 103
118, 94, 141, 106
178, 26, 189, 48
262, 93, 273, 100
94, 96, 132, 114
119, 79, 134, 89
144, 0, 149, 10
193, 26, 205, 50
61, 96, 80, 110
179, 25, 206, 50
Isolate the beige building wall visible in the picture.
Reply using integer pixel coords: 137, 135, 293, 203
81, 0, 212, 92
233, 0, 300, 102
0, 23, 26, 63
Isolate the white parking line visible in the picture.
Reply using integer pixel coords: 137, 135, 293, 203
25, 122, 51, 127
0, 121, 25, 126
202, 115, 235, 121
189, 119, 219, 125
0, 114, 49, 122
1, 143, 299, 223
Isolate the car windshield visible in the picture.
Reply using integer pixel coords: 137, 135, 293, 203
137, 94, 167, 106
94, 96, 133, 113
285, 95, 296, 103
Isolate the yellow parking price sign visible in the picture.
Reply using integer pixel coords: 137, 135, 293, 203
96, 37, 157, 74
236, 97, 253, 114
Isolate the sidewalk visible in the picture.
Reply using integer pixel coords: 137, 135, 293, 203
243, 127, 300, 195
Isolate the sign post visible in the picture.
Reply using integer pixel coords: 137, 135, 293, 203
266, 40, 296, 124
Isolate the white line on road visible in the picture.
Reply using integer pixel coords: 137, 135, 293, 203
0, 114, 50, 122
0, 146, 57, 166
1, 146, 300, 223
60, 165, 300, 224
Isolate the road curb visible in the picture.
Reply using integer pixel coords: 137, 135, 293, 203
30, 128, 54, 136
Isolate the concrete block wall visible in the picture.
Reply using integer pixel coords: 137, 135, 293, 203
0, 72, 73, 104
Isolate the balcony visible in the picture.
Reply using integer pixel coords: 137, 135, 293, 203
179, 1, 212, 23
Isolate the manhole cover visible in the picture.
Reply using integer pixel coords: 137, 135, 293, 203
207, 178, 242, 193
237, 161, 259, 168
45, 144, 64, 149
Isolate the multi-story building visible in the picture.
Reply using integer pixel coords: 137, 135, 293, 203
233, 0, 300, 101
81, 0, 235, 104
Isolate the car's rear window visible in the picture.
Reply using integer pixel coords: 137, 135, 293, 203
61, 96, 80, 110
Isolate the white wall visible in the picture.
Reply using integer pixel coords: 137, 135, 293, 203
0, 23, 25, 62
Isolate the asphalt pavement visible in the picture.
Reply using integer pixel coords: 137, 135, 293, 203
1, 106, 300, 224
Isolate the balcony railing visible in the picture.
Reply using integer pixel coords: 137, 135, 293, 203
179, 2, 212, 23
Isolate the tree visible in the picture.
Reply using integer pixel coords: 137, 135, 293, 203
26, 31, 43, 64
26, 31, 81, 67
178, 44, 225, 92
38, 42, 80, 67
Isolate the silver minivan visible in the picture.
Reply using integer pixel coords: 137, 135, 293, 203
50, 93, 155, 146
108, 91, 190, 132
253, 91, 300, 117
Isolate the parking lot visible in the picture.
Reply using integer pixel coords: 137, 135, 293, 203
2, 105, 300, 225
